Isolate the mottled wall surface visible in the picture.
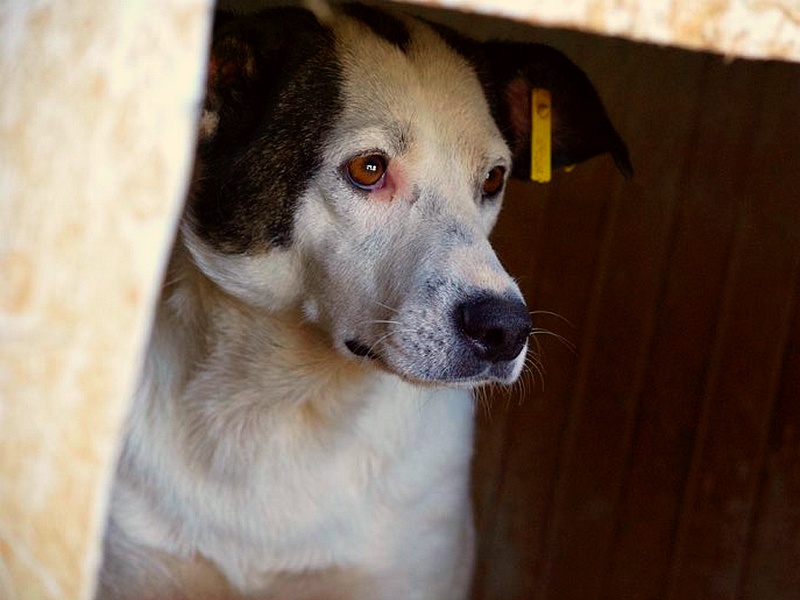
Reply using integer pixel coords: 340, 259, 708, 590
0, 2, 211, 599
407, 0, 800, 63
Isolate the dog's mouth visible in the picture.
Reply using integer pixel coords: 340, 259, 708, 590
345, 339, 381, 361
343, 336, 526, 388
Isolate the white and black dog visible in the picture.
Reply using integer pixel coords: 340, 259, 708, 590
98, 3, 631, 599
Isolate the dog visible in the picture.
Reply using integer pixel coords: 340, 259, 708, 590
97, 3, 631, 599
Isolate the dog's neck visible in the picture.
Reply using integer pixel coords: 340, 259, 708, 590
132, 242, 388, 477
157, 241, 374, 399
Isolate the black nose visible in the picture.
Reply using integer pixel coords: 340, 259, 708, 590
456, 295, 532, 363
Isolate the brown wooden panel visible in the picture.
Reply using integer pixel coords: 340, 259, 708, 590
664, 211, 800, 600
741, 277, 800, 600
603, 53, 762, 599
664, 60, 800, 600
470, 21, 800, 600
533, 45, 709, 600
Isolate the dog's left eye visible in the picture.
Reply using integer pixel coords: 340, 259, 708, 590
345, 154, 388, 191
482, 166, 506, 198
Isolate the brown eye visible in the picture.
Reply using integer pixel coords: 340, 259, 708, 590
345, 154, 387, 190
482, 165, 506, 198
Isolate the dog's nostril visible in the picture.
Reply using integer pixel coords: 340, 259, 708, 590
457, 296, 532, 363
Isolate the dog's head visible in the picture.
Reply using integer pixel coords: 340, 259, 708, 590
185, 4, 631, 388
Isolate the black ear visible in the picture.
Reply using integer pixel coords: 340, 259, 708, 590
190, 9, 341, 252
200, 8, 334, 147
200, 13, 258, 144
475, 42, 632, 180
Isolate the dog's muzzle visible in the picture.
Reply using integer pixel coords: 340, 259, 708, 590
344, 292, 532, 385
455, 295, 531, 364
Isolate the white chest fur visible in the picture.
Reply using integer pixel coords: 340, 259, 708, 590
107, 289, 476, 596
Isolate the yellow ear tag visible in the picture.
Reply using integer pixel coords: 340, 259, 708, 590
530, 88, 552, 183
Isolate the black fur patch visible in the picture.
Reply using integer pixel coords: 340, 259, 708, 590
190, 9, 343, 253
342, 3, 412, 53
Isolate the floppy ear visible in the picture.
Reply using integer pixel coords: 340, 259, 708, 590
190, 9, 340, 252
476, 42, 633, 180
199, 8, 334, 147
199, 11, 265, 145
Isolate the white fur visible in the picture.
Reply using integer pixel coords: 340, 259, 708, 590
98, 10, 527, 600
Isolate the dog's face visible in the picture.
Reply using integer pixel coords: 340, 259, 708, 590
187, 5, 631, 387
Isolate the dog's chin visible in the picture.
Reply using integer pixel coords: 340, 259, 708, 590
343, 339, 524, 389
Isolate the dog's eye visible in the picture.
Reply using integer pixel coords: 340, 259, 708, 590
482, 166, 506, 198
345, 154, 387, 190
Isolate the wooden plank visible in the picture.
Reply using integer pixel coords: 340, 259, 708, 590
740, 277, 800, 600
533, 43, 707, 600
665, 59, 800, 600
602, 53, 748, 599
732, 60, 800, 600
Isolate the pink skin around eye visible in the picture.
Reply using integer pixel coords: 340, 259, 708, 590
369, 163, 406, 203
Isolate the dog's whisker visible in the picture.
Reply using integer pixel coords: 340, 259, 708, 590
530, 328, 576, 355
476, 382, 498, 415
513, 363, 532, 401
513, 349, 545, 395
369, 298, 401, 315
161, 273, 185, 289
526, 357, 545, 389
528, 309, 574, 327
528, 331, 544, 361
352, 317, 404, 329
368, 326, 417, 354
472, 386, 492, 421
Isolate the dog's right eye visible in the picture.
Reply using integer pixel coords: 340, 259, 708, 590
482, 166, 506, 198
345, 154, 387, 191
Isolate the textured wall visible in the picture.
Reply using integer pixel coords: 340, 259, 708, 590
408, 0, 800, 63
0, 2, 212, 599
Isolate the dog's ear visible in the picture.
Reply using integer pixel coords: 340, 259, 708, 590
475, 42, 633, 180
200, 12, 260, 144
199, 9, 333, 147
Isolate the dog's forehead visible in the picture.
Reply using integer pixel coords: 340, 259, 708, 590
330, 12, 508, 164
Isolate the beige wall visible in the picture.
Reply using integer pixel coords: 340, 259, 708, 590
0, 2, 212, 599
406, 0, 800, 63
